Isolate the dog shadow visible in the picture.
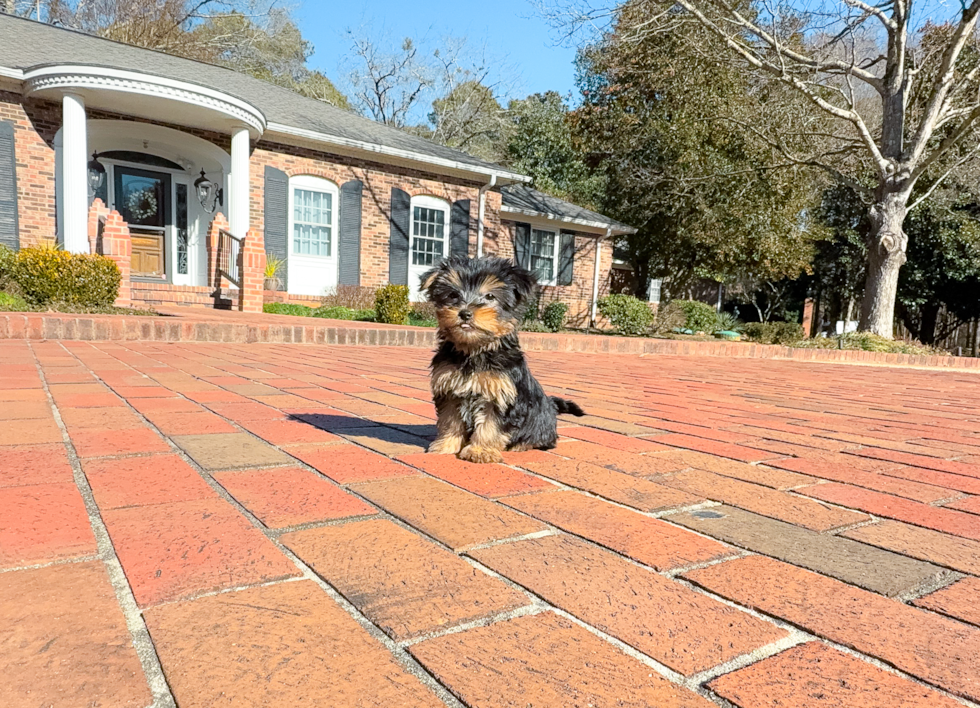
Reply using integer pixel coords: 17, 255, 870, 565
288, 413, 438, 443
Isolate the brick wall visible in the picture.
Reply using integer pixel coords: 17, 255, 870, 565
495, 219, 614, 328
250, 140, 504, 288
1, 91, 59, 247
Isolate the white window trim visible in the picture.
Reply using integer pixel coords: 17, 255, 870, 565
409, 195, 451, 267
289, 175, 339, 259
529, 226, 559, 286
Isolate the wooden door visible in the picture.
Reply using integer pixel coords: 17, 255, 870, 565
114, 166, 171, 279
131, 231, 164, 276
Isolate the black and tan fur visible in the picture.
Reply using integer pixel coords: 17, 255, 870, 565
421, 255, 585, 463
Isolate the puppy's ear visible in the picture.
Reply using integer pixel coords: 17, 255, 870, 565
419, 266, 441, 295
509, 262, 537, 305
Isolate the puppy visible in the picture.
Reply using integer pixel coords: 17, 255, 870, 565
420, 255, 585, 463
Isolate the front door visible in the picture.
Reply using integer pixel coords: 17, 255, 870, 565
114, 166, 171, 278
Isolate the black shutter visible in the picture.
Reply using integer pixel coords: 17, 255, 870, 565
338, 180, 362, 286
558, 230, 575, 286
263, 165, 289, 289
0, 121, 19, 251
450, 199, 471, 258
389, 187, 410, 284
514, 222, 531, 268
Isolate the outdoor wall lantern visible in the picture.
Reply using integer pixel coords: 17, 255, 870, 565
87, 152, 106, 199
194, 169, 223, 214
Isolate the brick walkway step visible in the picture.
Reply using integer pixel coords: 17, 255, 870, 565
471, 534, 787, 676
685, 555, 980, 702
144, 581, 445, 708
409, 612, 715, 708
709, 642, 962, 708
0, 562, 151, 708
282, 518, 529, 640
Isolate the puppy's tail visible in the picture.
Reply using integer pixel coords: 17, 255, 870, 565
552, 397, 586, 417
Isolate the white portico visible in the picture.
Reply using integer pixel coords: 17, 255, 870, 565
24, 65, 265, 283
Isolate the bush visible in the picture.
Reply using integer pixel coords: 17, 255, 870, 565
714, 312, 743, 333
322, 284, 377, 310
742, 321, 804, 345
374, 284, 411, 325
651, 301, 686, 335
0, 244, 14, 284
521, 320, 549, 333
13, 246, 120, 308
541, 301, 568, 332
673, 299, 718, 333
263, 302, 312, 317
598, 294, 655, 336
0, 292, 29, 311
408, 301, 438, 327
311, 306, 375, 321
522, 293, 541, 323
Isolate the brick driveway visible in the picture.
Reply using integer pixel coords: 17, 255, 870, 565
2, 339, 979, 708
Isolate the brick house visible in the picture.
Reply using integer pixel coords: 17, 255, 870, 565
0, 14, 634, 324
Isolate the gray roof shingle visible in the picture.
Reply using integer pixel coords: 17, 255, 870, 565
500, 184, 635, 233
0, 14, 517, 176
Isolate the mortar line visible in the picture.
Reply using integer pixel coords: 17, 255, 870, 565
36, 342, 176, 708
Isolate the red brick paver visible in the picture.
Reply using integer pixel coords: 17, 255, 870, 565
3, 337, 980, 706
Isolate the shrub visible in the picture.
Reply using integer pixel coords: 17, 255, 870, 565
0, 244, 14, 284
0, 292, 29, 311
742, 321, 804, 345
263, 302, 312, 317
408, 301, 438, 327
673, 299, 718, 333
13, 246, 120, 308
313, 305, 355, 320
598, 294, 655, 336
522, 292, 541, 323
714, 312, 743, 333
322, 284, 377, 310
541, 301, 568, 332
521, 320, 549, 332
651, 301, 686, 335
375, 284, 411, 325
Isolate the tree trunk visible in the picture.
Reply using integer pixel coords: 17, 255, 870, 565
918, 302, 941, 345
859, 188, 910, 337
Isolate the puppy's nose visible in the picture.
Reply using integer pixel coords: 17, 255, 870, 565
458, 308, 473, 322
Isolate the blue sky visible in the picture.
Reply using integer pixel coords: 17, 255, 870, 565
293, 0, 579, 103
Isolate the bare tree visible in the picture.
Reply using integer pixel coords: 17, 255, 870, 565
544, 0, 980, 337
344, 32, 434, 127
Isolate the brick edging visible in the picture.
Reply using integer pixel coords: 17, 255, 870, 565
1, 311, 978, 370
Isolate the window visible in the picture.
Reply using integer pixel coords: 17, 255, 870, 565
411, 203, 447, 266
292, 183, 335, 257
530, 228, 557, 284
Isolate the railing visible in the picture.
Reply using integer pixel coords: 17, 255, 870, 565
216, 228, 244, 288
95, 214, 107, 255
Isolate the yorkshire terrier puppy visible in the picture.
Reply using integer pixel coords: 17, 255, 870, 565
420, 255, 585, 464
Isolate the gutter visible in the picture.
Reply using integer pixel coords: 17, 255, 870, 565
477, 173, 497, 257
0, 66, 24, 80
591, 228, 612, 327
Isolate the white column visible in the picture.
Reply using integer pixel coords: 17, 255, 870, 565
230, 126, 250, 238
61, 93, 88, 254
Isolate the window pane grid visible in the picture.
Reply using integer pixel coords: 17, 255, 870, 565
412, 205, 446, 266
530, 229, 556, 282
293, 188, 332, 256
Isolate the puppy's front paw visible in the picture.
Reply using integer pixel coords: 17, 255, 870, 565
458, 445, 503, 464
428, 435, 464, 455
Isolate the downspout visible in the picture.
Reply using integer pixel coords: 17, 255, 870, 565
476, 174, 497, 257
590, 228, 612, 327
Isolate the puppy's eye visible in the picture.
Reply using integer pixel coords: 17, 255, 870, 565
485, 293, 496, 302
